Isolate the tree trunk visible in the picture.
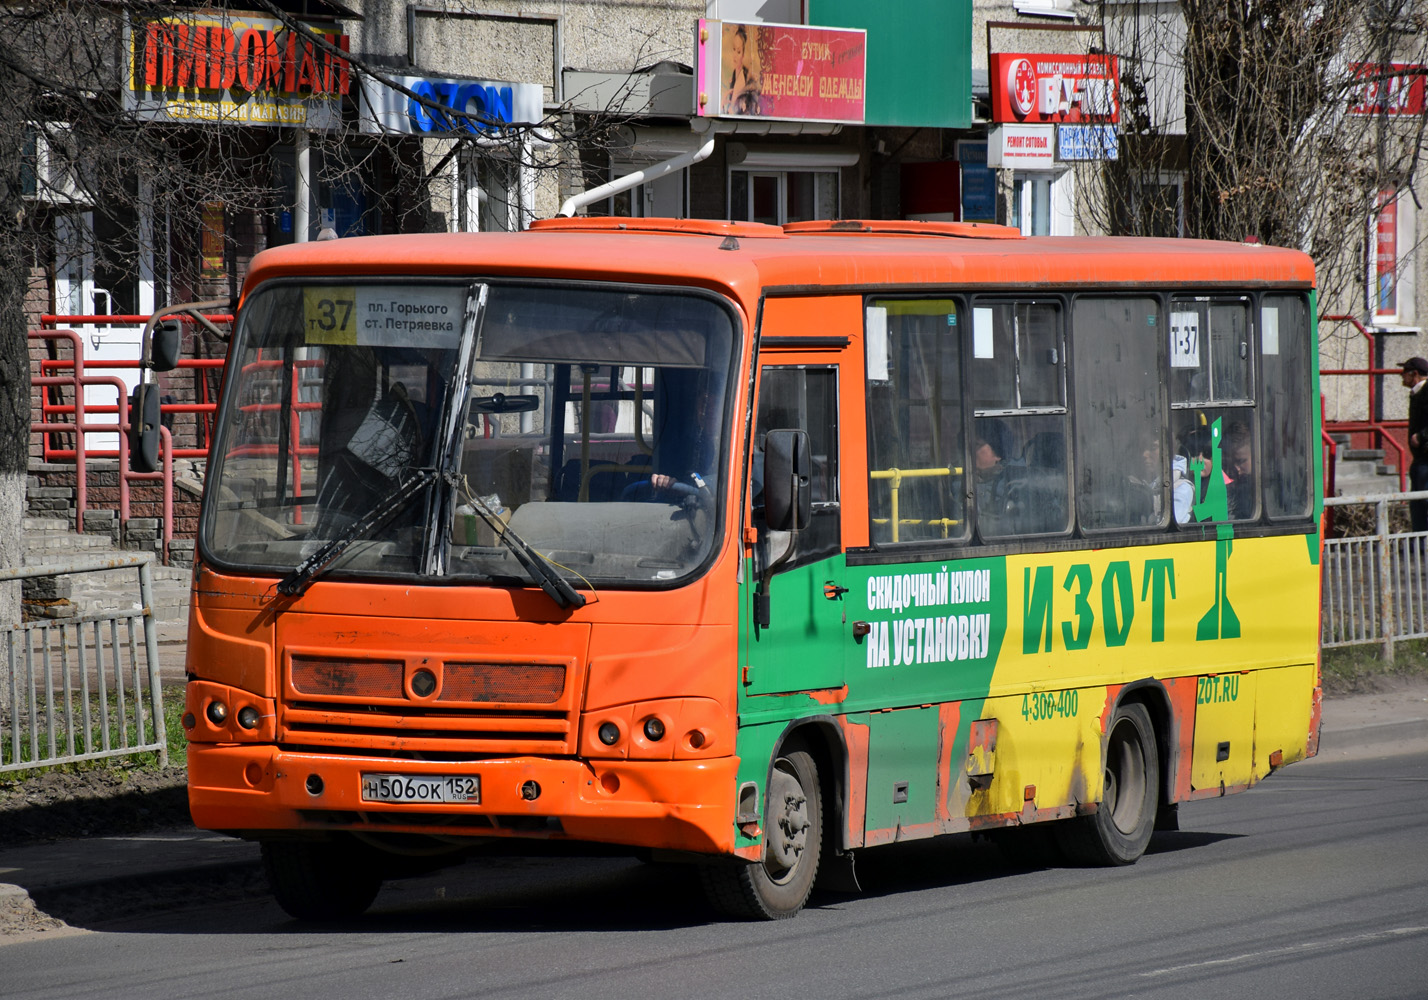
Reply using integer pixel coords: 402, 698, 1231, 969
0, 58, 26, 711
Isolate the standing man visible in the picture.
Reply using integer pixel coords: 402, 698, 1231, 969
1402, 357, 1428, 534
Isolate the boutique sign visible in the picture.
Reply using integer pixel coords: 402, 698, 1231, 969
124, 13, 350, 130
695, 19, 866, 124
358, 75, 543, 135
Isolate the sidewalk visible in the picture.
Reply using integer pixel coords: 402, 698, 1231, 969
155, 621, 189, 684
1, 680, 1425, 939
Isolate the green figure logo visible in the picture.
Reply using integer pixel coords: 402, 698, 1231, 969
1190, 417, 1240, 641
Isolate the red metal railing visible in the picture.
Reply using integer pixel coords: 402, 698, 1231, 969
227, 357, 324, 523
30, 328, 174, 560
1320, 313, 1408, 492
30, 311, 233, 562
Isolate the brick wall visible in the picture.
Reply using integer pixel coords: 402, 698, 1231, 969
27, 464, 204, 562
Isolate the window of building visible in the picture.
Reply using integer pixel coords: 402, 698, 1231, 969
730, 169, 838, 225
456, 151, 521, 232
606, 161, 687, 218
1110, 173, 1184, 238
1010, 170, 1074, 236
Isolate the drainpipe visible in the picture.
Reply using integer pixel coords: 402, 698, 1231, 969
558, 133, 715, 218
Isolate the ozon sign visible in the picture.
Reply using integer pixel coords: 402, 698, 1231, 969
124, 13, 350, 130
358, 75, 543, 136
990, 53, 1118, 125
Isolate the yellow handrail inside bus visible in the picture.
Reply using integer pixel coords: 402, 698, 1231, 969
870, 466, 963, 543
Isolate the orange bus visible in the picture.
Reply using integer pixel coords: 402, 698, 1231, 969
158, 218, 1322, 920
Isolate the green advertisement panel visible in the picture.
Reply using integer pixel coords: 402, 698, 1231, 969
808, 0, 972, 128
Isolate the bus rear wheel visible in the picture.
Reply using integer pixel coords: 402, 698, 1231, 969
1057, 701, 1159, 866
701, 748, 823, 920
261, 839, 383, 921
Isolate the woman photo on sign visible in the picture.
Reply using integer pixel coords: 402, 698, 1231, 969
722, 23, 761, 115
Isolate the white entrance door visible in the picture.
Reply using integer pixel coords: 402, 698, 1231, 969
56, 211, 144, 455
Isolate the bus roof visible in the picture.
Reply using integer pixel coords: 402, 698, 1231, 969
241, 217, 1316, 302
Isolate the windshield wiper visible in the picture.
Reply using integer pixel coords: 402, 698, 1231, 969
277, 468, 437, 597
467, 494, 587, 610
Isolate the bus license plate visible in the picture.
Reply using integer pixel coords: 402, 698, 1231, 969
361, 773, 480, 804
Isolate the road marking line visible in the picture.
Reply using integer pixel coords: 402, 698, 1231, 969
1140, 926, 1428, 977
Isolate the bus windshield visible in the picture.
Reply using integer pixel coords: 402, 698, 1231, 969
201, 280, 738, 588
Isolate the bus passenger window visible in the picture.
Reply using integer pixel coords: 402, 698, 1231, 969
969, 300, 1070, 540
1260, 295, 1313, 519
1072, 297, 1166, 531
865, 299, 968, 546
1170, 297, 1258, 522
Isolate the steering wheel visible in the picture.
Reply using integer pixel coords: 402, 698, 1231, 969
620, 478, 701, 502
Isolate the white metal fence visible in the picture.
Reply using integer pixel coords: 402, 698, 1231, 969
1322, 491, 1428, 661
1, 554, 167, 773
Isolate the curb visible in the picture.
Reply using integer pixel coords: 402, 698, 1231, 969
0, 882, 71, 941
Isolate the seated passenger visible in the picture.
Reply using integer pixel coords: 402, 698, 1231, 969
1177, 427, 1216, 523
974, 418, 1021, 536
1224, 427, 1255, 520
1171, 454, 1194, 524
1125, 431, 1162, 525
623, 368, 720, 504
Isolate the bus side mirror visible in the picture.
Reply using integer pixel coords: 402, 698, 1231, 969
763, 428, 811, 532
148, 319, 182, 373
128, 383, 161, 474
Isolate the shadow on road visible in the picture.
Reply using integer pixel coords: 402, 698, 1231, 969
1145, 829, 1243, 856
25, 826, 1246, 937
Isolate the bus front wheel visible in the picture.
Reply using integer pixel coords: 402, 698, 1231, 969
701, 748, 823, 919
262, 839, 383, 921
1057, 701, 1159, 866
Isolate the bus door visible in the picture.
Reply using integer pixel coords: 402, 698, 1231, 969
742, 298, 864, 697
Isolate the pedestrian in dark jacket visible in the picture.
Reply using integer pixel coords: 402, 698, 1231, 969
1401, 357, 1428, 535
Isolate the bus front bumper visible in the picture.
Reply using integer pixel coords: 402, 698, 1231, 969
188, 744, 740, 855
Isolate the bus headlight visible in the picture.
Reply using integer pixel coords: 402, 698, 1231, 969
185, 680, 276, 743
581, 698, 724, 760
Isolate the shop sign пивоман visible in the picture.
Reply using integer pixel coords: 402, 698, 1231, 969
124, 13, 350, 130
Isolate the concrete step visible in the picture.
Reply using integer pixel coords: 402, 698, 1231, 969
1342, 449, 1386, 461
21, 517, 191, 628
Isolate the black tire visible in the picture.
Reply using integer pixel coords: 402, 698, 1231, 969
261, 840, 383, 921
701, 748, 823, 920
1056, 701, 1159, 866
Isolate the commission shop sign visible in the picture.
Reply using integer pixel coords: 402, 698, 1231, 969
124, 13, 350, 130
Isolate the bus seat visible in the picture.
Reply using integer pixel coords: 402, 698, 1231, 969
1022, 431, 1066, 472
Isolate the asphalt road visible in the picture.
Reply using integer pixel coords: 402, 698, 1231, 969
1, 743, 1424, 1000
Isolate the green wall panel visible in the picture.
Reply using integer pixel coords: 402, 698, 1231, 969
808, 0, 972, 128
